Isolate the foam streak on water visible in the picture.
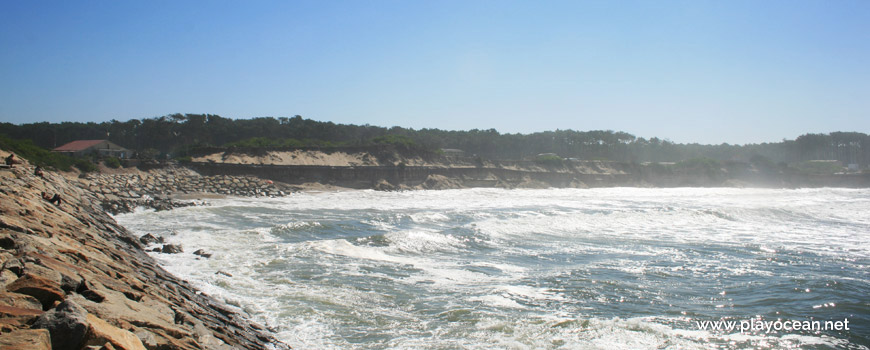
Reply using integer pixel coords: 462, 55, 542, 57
116, 188, 870, 349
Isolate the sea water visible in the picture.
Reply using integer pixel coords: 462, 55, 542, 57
115, 188, 870, 349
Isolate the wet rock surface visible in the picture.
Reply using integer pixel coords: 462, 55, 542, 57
161, 244, 183, 254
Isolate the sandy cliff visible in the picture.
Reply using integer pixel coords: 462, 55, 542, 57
0, 155, 289, 349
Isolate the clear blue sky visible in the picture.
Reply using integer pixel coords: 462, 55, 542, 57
1, 1, 868, 144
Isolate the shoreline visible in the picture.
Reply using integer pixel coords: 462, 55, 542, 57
3, 154, 868, 349
186, 160, 870, 191
0, 161, 291, 350
82, 161, 870, 215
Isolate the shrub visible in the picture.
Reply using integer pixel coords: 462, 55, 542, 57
0, 134, 78, 171
535, 154, 564, 166
370, 135, 418, 149
104, 157, 121, 168
223, 137, 339, 149
74, 159, 96, 172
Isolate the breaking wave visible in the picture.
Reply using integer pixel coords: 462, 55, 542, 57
116, 187, 870, 349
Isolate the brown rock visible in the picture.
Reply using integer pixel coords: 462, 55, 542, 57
0, 291, 43, 310
0, 304, 43, 327
1, 254, 23, 276
373, 179, 396, 191
0, 328, 51, 350
86, 313, 147, 350
160, 244, 183, 254
5, 273, 65, 310
0, 269, 19, 290
0, 317, 29, 332
0, 251, 15, 266
417, 174, 464, 190
83, 343, 118, 350
23, 263, 62, 285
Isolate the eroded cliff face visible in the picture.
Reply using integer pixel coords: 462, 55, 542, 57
0, 158, 289, 349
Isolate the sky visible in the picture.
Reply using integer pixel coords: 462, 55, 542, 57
1, 1, 868, 145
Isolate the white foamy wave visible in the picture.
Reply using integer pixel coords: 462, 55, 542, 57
115, 188, 870, 349
469, 295, 526, 309
309, 239, 416, 266
383, 229, 465, 254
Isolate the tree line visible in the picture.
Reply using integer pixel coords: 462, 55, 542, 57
1, 114, 867, 167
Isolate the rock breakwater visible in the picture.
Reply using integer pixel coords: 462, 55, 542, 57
0, 160, 290, 350
79, 167, 291, 214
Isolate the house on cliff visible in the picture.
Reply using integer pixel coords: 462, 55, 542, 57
53, 139, 131, 158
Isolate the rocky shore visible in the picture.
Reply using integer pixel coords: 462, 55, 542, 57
0, 160, 291, 349
78, 167, 292, 214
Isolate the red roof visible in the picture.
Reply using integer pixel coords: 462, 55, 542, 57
53, 140, 107, 152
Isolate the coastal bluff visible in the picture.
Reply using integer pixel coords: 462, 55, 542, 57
0, 161, 289, 349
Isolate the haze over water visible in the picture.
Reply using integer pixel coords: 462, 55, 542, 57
117, 188, 870, 349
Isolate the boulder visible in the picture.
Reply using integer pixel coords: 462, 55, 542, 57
133, 328, 158, 349
138, 233, 163, 245
193, 249, 212, 258
76, 280, 105, 303
85, 313, 147, 350
32, 299, 90, 350
2, 254, 24, 276
0, 269, 18, 290
161, 244, 183, 254
0, 292, 43, 310
60, 273, 83, 294
5, 273, 64, 310
22, 263, 62, 285
0, 251, 16, 267
418, 174, 464, 190
0, 328, 51, 350
0, 304, 44, 326
373, 179, 397, 191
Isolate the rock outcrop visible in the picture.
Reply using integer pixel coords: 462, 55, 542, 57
0, 159, 289, 349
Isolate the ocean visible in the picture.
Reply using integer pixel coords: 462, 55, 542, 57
115, 188, 870, 349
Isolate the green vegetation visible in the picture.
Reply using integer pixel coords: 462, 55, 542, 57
0, 135, 84, 171
103, 157, 121, 168
535, 154, 564, 167
675, 157, 720, 170
74, 158, 96, 173
223, 137, 339, 148
1, 115, 868, 168
370, 135, 419, 150
675, 157, 722, 176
